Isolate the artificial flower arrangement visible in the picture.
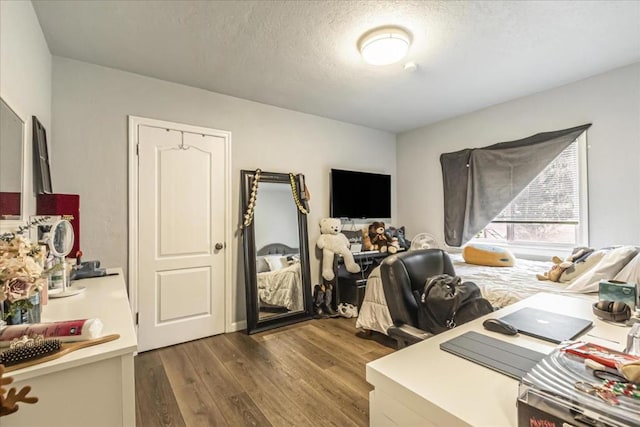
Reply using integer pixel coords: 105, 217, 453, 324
0, 218, 50, 321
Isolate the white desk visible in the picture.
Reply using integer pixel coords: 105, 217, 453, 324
4, 269, 138, 427
367, 293, 631, 427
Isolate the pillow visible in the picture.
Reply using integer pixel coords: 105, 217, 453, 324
287, 254, 300, 264
559, 249, 606, 283
614, 252, 640, 284
565, 246, 639, 292
256, 256, 270, 273
264, 255, 288, 272
462, 243, 515, 267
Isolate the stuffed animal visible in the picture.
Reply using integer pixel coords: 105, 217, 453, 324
387, 226, 410, 250
317, 218, 361, 281
536, 262, 567, 282
536, 247, 595, 282
366, 221, 398, 254
361, 226, 373, 251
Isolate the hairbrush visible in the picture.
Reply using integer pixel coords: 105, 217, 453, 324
1, 333, 120, 373
0, 335, 61, 367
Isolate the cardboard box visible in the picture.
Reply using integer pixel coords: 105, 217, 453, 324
598, 280, 637, 310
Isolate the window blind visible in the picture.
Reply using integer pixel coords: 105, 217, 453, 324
440, 123, 590, 247
493, 142, 579, 224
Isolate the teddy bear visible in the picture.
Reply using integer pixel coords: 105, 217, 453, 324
536, 246, 595, 282
536, 262, 568, 282
316, 218, 361, 281
364, 221, 398, 254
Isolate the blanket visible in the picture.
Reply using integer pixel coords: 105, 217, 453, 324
257, 262, 303, 311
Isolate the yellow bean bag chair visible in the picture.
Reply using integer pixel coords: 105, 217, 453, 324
462, 244, 515, 267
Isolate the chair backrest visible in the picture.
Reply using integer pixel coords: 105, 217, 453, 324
380, 249, 456, 328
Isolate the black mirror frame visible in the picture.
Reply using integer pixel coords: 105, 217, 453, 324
241, 169, 313, 334
0, 97, 26, 221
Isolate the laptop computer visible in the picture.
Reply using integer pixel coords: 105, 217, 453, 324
499, 307, 593, 344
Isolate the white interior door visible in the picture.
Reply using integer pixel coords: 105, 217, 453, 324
137, 124, 226, 352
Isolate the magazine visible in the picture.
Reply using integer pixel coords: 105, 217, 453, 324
564, 341, 640, 369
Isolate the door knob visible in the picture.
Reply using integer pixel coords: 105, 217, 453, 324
215, 242, 224, 250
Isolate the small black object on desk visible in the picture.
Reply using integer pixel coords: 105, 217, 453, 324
482, 318, 518, 336
71, 260, 107, 280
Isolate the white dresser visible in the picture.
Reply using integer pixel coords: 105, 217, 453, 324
4, 269, 138, 427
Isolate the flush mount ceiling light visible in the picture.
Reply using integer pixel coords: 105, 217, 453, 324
358, 26, 411, 66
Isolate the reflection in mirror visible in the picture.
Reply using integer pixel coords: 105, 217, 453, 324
0, 98, 25, 220
241, 170, 313, 334
49, 219, 75, 257
254, 182, 303, 320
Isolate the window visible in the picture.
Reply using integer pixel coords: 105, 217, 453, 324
475, 134, 588, 247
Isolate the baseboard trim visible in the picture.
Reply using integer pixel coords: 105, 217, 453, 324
228, 320, 247, 333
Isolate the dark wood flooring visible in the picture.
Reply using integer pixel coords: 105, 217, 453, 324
135, 318, 395, 427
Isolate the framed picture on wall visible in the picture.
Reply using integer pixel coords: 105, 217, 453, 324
32, 116, 53, 194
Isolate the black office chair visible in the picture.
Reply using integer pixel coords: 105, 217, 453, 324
380, 249, 456, 349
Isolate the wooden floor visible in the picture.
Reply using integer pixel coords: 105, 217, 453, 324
135, 318, 395, 427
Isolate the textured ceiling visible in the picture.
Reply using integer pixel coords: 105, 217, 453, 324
33, 0, 640, 133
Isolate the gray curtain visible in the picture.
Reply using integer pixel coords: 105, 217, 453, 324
440, 124, 591, 247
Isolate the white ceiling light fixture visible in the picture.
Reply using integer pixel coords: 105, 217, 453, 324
358, 26, 411, 66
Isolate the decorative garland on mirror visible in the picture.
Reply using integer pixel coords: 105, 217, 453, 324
240, 169, 261, 229
289, 173, 309, 215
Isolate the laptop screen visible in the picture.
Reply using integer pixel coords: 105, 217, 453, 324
499, 307, 593, 344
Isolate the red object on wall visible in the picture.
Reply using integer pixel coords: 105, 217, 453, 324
37, 194, 80, 255
0, 192, 21, 218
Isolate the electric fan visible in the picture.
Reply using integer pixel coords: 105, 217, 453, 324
409, 233, 440, 250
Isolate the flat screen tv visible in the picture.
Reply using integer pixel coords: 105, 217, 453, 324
330, 168, 391, 219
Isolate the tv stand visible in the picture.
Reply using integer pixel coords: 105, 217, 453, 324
333, 251, 391, 310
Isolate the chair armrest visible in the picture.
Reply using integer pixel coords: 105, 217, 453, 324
387, 324, 433, 349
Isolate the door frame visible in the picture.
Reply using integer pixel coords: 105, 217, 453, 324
128, 115, 233, 334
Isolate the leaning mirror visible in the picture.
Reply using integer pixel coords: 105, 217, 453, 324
241, 169, 313, 334
0, 98, 26, 221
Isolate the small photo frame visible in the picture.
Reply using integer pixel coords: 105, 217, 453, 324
32, 116, 53, 194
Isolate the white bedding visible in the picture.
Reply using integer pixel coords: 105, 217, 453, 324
355, 266, 392, 335
356, 253, 591, 335
451, 254, 575, 308
257, 262, 303, 311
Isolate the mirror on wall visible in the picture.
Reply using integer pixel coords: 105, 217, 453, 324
241, 170, 313, 334
0, 98, 26, 221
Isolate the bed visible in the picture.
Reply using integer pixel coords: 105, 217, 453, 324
356, 247, 640, 335
256, 243, 304, 312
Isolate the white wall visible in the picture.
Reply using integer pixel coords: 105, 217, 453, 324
397, 63, 640, 250
0, 0, 51, 227
51, 56, 396, 326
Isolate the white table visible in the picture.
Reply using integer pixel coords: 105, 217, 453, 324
4, 269, 138, 427
366, 292, 631, 427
